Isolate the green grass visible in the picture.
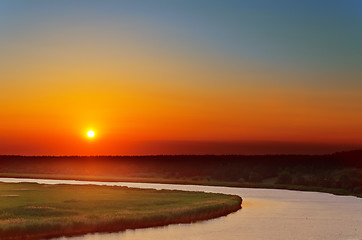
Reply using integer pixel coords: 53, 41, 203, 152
0, 182, 242, 240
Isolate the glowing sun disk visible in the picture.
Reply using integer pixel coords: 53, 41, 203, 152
87, 130, 95, 138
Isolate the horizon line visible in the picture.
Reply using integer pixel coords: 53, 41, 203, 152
1, 149, 362, 158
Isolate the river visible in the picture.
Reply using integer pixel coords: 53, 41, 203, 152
0, 178, 361, 240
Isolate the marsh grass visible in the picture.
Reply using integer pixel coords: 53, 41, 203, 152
0, 182, 241, 240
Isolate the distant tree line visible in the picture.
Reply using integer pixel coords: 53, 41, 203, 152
0, 150, 361, 195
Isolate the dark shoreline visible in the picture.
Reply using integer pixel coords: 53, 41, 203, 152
1, 151, 361, 198
0, 173, 360, 198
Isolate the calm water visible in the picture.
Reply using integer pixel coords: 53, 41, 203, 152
0, 178, 361, 240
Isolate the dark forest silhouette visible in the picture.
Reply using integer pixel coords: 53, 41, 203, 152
1, 150, 361, 196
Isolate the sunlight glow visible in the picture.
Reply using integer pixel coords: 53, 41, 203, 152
87, 130, 95, 138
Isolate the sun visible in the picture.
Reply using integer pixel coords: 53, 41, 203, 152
87, 130, 95, 138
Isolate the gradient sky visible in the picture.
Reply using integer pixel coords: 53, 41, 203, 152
1, 0, 362, 155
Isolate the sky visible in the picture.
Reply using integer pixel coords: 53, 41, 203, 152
1, 0, 362, 155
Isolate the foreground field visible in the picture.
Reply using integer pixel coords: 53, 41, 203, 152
0, 182, 242, 240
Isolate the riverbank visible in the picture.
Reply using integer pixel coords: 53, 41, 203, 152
0, 172, 360, 198
0, 182, 242, 240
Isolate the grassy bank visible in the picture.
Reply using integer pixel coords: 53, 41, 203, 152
0, 182, 242, 240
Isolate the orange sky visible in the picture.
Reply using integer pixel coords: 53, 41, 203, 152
1, 1, 362, 155
1, 68, 361, 155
